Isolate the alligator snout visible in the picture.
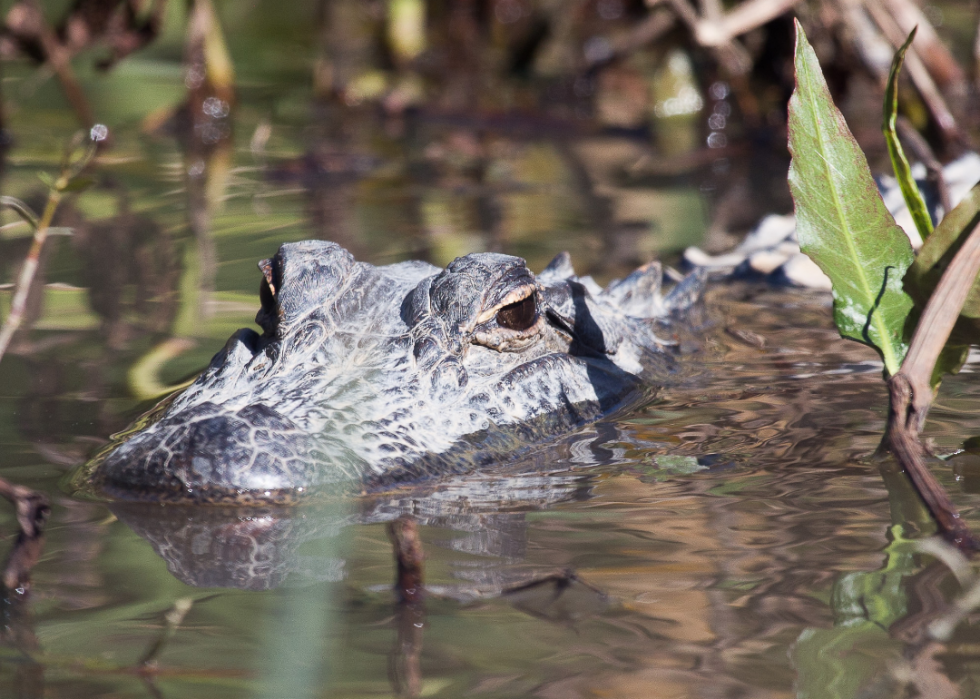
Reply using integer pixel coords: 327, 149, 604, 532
93, 402, 342, 503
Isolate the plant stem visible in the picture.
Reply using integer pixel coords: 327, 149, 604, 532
885, 218, 980, 550
0, 190, 63, 363
901, 219, 980, 432
138, 598, 194, 667
388, 515, 425, 605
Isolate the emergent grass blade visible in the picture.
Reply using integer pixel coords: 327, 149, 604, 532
883, 27, 934, 243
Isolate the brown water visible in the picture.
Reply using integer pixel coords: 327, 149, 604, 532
1, 3, 980, 698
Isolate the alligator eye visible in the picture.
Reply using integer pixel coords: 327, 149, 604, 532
496, 295, 537, 331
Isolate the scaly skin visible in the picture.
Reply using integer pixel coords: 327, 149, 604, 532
69, 241, 703, 504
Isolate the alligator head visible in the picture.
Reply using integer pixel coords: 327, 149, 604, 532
71, 241, 702, 504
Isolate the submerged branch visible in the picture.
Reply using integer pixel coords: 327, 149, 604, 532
388, 515, 425, 605
387, 515, 425, 697
138, 598, 194, 667
0, 476, 50, 592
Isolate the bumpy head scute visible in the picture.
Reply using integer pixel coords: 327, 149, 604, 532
264, 241, 356, 333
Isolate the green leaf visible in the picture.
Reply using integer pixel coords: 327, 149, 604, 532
788, 20, 915, 376
883, 27, 933, 243
905, 183, 980, 318
36, 171, 56, 190
0, 196, 39, 230
60, 176, 95, 193
654, 455, 707, 474
932, 343, 969, 388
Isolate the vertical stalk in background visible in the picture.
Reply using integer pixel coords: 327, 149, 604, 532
182, 0, 236, 320
387, 0, 426, 65
0, 133, 97, 365
0, 192, 61, 362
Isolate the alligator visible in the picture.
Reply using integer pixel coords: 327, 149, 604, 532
68, 240, 703, 505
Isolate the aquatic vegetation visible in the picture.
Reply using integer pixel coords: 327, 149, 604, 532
789, 21, 980, 548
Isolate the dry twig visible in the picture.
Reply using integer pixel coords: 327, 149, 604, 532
667, 0, 753, 75
882, 0, 966, 96
1, 0, 168, 127
691, 0, 801, 48
0, 134, 96, 366
5, 1, 94, 127
864, 0, 961, 147
586, 7, 676, 69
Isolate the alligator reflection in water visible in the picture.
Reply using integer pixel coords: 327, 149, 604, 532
107, 423, 623, 591
103, 425, 628, 697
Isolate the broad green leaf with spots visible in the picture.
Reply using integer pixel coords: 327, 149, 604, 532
788, 20, 915, 376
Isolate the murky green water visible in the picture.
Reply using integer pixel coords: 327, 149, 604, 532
1, 3, 980, 698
